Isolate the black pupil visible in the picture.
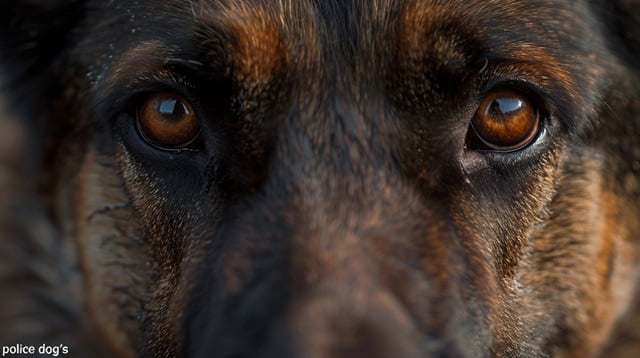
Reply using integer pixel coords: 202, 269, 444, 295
489, 97, 523, 115
157, 98, 187, 117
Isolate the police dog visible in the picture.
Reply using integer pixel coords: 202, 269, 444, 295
1, 0, 640, 357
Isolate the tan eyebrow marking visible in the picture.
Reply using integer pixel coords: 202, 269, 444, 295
505, 42, 576, 91
398, 1, 577, 98
396, 2, 476, 76
106, 40, 169, 88
225, 9, 288, 88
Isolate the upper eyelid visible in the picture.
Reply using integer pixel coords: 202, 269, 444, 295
479, 59, 571, 91
476, 75, 555, 118
97, 71, 197, 118
479, 80, 548, 107
119, 69, 195, 95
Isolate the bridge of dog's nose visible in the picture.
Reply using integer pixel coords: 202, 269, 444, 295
185, 203, 484, 358
184, 87, 489, 357
280, 289, 423, 358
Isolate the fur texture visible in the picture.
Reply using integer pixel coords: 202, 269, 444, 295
1, 0, 640, 357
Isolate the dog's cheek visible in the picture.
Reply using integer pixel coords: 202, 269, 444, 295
73, 145, 209, 357
72, 147, 152, 358
447, 147, 563, 355
519, 150, 638, 356
114, 146, 226, 355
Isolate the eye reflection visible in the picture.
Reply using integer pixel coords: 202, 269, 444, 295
136, 92, 201, 149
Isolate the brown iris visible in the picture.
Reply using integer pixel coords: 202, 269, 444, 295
136, 92, 200, 149
469, 90, 540, 151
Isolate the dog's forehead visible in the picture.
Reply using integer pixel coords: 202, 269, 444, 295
110, 0, 595, 60
186, 0, 586, 54
89, 0, 605, 148
100, 0, 596, 91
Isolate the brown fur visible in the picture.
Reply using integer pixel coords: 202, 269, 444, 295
1, 0, 640, 357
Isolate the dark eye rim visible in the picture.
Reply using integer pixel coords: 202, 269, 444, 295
465, 83, 547, 154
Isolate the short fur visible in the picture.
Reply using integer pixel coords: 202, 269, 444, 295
1, 0, 640, 357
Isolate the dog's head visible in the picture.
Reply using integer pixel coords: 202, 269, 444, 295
1, 0, 640, 357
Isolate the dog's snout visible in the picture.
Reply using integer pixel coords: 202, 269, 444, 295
185, 182, 489, 358
281, 291, 422, 358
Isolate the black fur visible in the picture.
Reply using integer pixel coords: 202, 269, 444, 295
1, 1, 640, 357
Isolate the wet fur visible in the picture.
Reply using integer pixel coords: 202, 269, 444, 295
1, 0, 640, 357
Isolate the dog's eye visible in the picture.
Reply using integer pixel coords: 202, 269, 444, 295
467, 90, 539, 151
136, 92, 200, 149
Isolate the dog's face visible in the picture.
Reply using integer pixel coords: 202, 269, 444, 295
2, 0, 640, 357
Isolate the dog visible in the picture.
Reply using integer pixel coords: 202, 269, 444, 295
1, 0, 640, 357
